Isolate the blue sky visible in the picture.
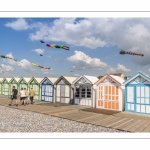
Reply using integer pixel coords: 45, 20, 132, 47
0, 18, 149, 78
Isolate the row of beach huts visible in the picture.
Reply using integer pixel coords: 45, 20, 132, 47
0, 71, 150, 115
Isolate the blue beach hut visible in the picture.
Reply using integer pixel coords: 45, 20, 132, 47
123, 71, 150, 114
40, 77, 58, 103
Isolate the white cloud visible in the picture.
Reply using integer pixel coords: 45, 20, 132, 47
107, 63, 131, 73
32, 49, 45, 55
18, 59, 32, 73
5, 18, 30, 30
1, 64, 15, 72
117, 63, 131, 72
107, 67, 117, 73
6, 18, 150, 66
2, 53, 18, 65
67, 50, 108, 70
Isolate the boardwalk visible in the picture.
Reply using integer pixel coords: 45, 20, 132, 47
1, 95, 150, 132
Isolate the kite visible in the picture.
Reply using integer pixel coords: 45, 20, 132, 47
32, 63, 39, 67
119, 50, 144, 57
32, 63, 51, 70
40, 40, 69, 50
40, 54, 43, 56
46, 44, 69, 50
0, 54, 20, 62
70, 70, 74, 72
40, 40, 45, 43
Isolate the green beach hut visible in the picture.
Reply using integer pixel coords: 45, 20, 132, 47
9, 77, 20, 95
18, 77, 31, 92
0, 78, 4, 95
2, 77, 11, 96
28, 77, 43, 101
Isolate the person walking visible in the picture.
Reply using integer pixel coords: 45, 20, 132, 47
19, 87, 26, 106
29, 87, 35, 104
9, 86, 18, 106
24, 88, 29, 105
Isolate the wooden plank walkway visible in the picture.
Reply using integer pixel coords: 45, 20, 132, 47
1, 95, 150, 132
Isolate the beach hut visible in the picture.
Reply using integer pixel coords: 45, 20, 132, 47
40, 77, 58, 103
0, 78, 4, 95
9, 77, 20, 95
18, 77, 31, 92
123, 71, 150, 114
28, 77, 43, 100
54, 76, 77, 104
73, 75, 99, 107
1, 77, 11, 96
94, 74, 125, 111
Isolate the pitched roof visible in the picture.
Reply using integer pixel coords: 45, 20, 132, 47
123, 71, 150, 85
40, 77, 58, 84
94, 74, 124, 85
28, 77, 43, 84
54, 76, 77, 84
73, 75, 98, 84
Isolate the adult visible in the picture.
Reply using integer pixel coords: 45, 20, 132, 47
29, 88, 35, 104
9, 86, 18, 106
24, 88, 29, 105
19, 87, 26, 106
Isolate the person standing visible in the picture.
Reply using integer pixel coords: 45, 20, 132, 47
29, 87, 35, 104
19, 88, 26, 106
24, 88, 29, 105
9, 86, 18, 106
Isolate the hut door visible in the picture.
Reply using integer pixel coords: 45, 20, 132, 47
135, 86, 150, 114
64, 85, 70, 103
97, 85, 104, 108
103, 85, 119, 110
126, 86, 135, 111
60, 85, 70, 103
56, 85, 60, 102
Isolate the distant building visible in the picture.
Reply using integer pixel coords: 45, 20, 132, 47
97, 75, 103, 79
124, 76, 131, 80
110, 72, 124, 80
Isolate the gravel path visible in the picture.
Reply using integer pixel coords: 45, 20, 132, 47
0, 106, 127, 132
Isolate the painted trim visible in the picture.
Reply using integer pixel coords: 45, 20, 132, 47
125, 84, 150, 114
41, 82, 54, 103
94, 74, 121, 86
72, 75, 92, 84
123, 72, 150, 85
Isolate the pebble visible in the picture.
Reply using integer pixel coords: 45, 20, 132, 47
0, 106, 127, 132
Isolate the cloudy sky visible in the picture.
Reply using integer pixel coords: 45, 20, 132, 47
0, 17, 150, 78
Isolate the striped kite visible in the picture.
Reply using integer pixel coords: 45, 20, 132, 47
32, 63, 51, 70
119, 50, 144, 57
40, 40, 69, 50
0, 54, 21, 62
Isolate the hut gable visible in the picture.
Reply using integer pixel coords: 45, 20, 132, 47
95, 74, 124, 86
76, 77, 91, 84
40, 77, 53, 85
73, 75, 98, 85
20, 78, 25, 84
57, 78, 68, 85
43, 78, 51, 84
123, 72, 150, 85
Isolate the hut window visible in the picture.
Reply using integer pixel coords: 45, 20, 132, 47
87, 87, 91, 98
81, 87, 85, 98
75, 87, 79, 98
